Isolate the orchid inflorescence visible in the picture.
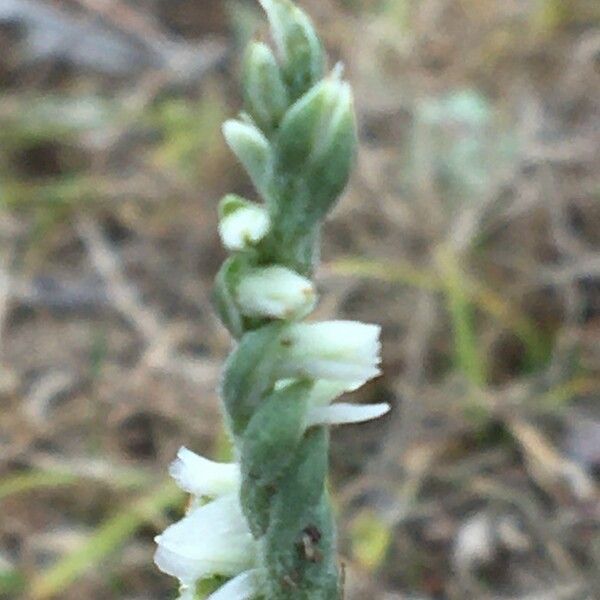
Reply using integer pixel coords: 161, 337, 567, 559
154, 1, 389, 598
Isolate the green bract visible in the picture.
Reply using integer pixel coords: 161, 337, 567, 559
243, 42, 289, 132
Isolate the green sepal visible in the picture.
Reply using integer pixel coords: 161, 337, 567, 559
258, 211, 319, 277
212, 255, 248, 339
241, 474, 274, 537
274, 77, 356, 225
259, 0, 325, 101
303, 93, 357, 222
276, 79, 339, 173
262, 428, 340, 599
244, 42, 290, 133
222, 119, 273, 198
242, 380, 311, 486
240, 380, 313, 535
221, 322, 286, 438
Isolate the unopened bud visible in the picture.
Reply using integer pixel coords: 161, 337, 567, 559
223, 120, 273, 197
259, 0, 324, 100
276, 75, 357, 221
236, 265, 316, 320
243, 42, 289, 132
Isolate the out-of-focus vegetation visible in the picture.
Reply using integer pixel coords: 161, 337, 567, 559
0, 1, 598, 599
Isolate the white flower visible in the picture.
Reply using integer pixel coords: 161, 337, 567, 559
155, 448, 258, 598
154, 493, 256, 585
218, 204, 270, 251
169, 446, 240, 498
279, 320, 381, 382
236, 266, 316, 319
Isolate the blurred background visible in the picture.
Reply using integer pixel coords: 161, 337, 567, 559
0, 0, 599, 598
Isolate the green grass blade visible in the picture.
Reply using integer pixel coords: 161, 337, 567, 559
29, 481, 184, 600
436, 248, 486, 387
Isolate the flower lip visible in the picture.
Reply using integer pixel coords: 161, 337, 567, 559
306, 402, 390, 427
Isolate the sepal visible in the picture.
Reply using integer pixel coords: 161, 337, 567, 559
223, 120, 273, 197
258, 0, 325, 100
221, 323, 286, 436
212, 256, 247, 339
262, 429, 340, 598
276, 75, 356, 222
240, 380, 311, 535
243, 42, 289, 133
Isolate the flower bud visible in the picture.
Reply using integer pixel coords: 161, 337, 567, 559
259, 0, 324, 100
236, 265, 316, 320
276, 75, 356, 221
223, 120, 273, 197
218, 195, 270, 251
243, 42, 289, 132
279, 320, 381, 382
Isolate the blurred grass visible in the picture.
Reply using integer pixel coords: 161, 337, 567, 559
349, 509, 392, 571
29, 481, 184, 600
149, 89, 227, 181
436, 247, 487, 387
0, 467, 163, 598
329, 256, 550, 373
532, 0, 600, 34
0, 466, 150, 501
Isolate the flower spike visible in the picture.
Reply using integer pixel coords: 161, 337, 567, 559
155, 1, 388, 598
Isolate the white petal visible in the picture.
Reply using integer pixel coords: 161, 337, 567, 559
236, 266, 316, 320
218, 205, 270, 251
281, 321, 381, 382
207, 569, 260, 600
169, 447, 240, 498
154, 494, 256, 584
306, 403, 390, 427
